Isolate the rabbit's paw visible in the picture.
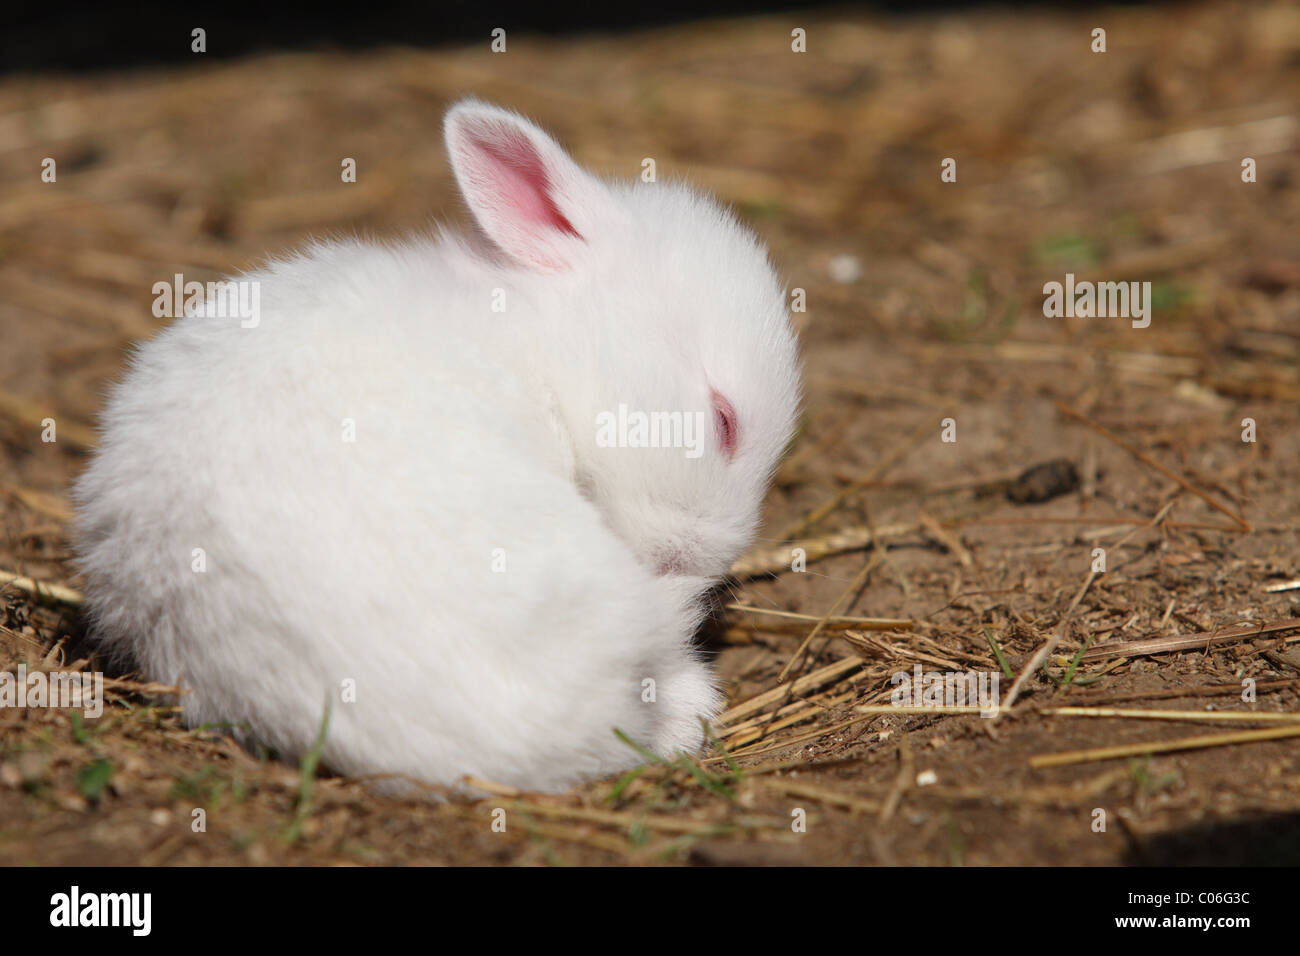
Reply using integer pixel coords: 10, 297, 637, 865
645, 654, 723, 759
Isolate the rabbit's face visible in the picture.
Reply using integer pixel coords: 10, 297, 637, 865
446, 101, 801, 579
565, 186, 800, 579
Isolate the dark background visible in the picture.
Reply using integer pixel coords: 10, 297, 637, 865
4, 1, 1145, 73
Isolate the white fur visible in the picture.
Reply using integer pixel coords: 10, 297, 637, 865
72, 100, 802, 792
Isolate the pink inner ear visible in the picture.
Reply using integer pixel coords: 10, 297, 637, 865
712, 389, 738, 460
468, 128, 582, 239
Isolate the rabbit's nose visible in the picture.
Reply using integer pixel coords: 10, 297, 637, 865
654, 552, 686, 576
652, 542, 702, 576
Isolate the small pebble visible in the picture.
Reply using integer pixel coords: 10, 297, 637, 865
828, 253, 863, 284
1006, 458, 1079, 504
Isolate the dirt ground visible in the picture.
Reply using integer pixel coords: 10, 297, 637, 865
2, 1, 1299, 865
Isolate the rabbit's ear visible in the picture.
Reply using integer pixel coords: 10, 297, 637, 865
444, 100, 612, 272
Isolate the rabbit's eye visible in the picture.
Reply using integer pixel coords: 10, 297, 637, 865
712, 389, 737, 460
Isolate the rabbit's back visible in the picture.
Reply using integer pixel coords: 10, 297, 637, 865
74, 242, 676, 788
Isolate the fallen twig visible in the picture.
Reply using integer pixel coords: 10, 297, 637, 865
0, 569, 84, 607
1079, 618, 1300, 661
1029, 724, 1300, 768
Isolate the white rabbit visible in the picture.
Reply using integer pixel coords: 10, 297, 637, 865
72, 100, 802, 793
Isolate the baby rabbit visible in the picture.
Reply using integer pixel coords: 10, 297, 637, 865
73, 100, 802, 793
